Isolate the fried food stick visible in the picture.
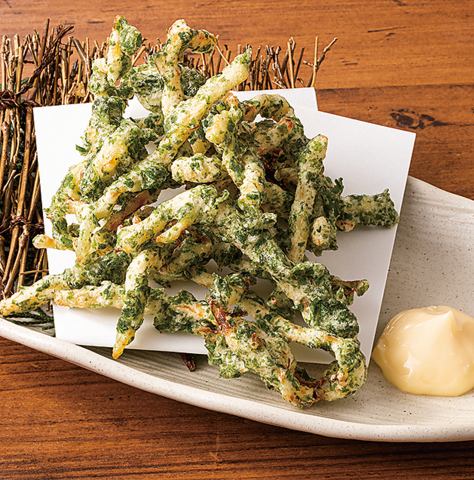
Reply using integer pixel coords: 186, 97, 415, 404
113, 248, 164, 359
154, 19, 216, 118
288, 135, 328, 262
117, 185, 224, 254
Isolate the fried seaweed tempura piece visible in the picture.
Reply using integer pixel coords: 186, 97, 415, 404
288, 135, 328, 262
154, 273, 366, 405
154, 19, 217, 117
337, 189, 399, 231
205, 95, 290, 213
113, 248, 164, 359
171, 154, 226, 183
153, 289, 316, 407
117, 185, 224, 254
203, 202, 362, 337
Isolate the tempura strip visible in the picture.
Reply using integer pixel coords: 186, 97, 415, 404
191, 271, 367, 401
288, 135, 328, 262
0, 275, 69, 316
206, 202, 360, 336
80, 119, 146, 201
155, 19, 216, 117
171, 154, 225, 183
154, 291, 316, 407
117, 185, 222, 254
337, 189, 399, 231
113, 248, 164, 358
241, 94, 294, 122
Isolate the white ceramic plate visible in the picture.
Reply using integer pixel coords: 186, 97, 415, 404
1, 177, 473, 442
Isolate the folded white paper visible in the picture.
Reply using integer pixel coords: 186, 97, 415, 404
33, 87, 414, 363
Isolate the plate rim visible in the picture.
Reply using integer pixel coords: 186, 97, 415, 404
3, 316, 474, 443
1, 177, 473, 443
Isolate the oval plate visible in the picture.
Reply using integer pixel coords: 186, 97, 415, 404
1, 177, 473, 442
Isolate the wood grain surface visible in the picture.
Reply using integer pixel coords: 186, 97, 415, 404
1, 1, 474, 478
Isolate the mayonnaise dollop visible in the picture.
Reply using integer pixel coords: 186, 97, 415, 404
373, 306, 474, 396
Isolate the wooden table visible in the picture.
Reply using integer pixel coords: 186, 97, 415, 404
1, 1, 474, 478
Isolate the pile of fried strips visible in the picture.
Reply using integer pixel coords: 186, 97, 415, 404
0, 17, 399, 407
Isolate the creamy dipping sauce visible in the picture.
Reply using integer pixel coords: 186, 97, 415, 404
373, 306, 474, 396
